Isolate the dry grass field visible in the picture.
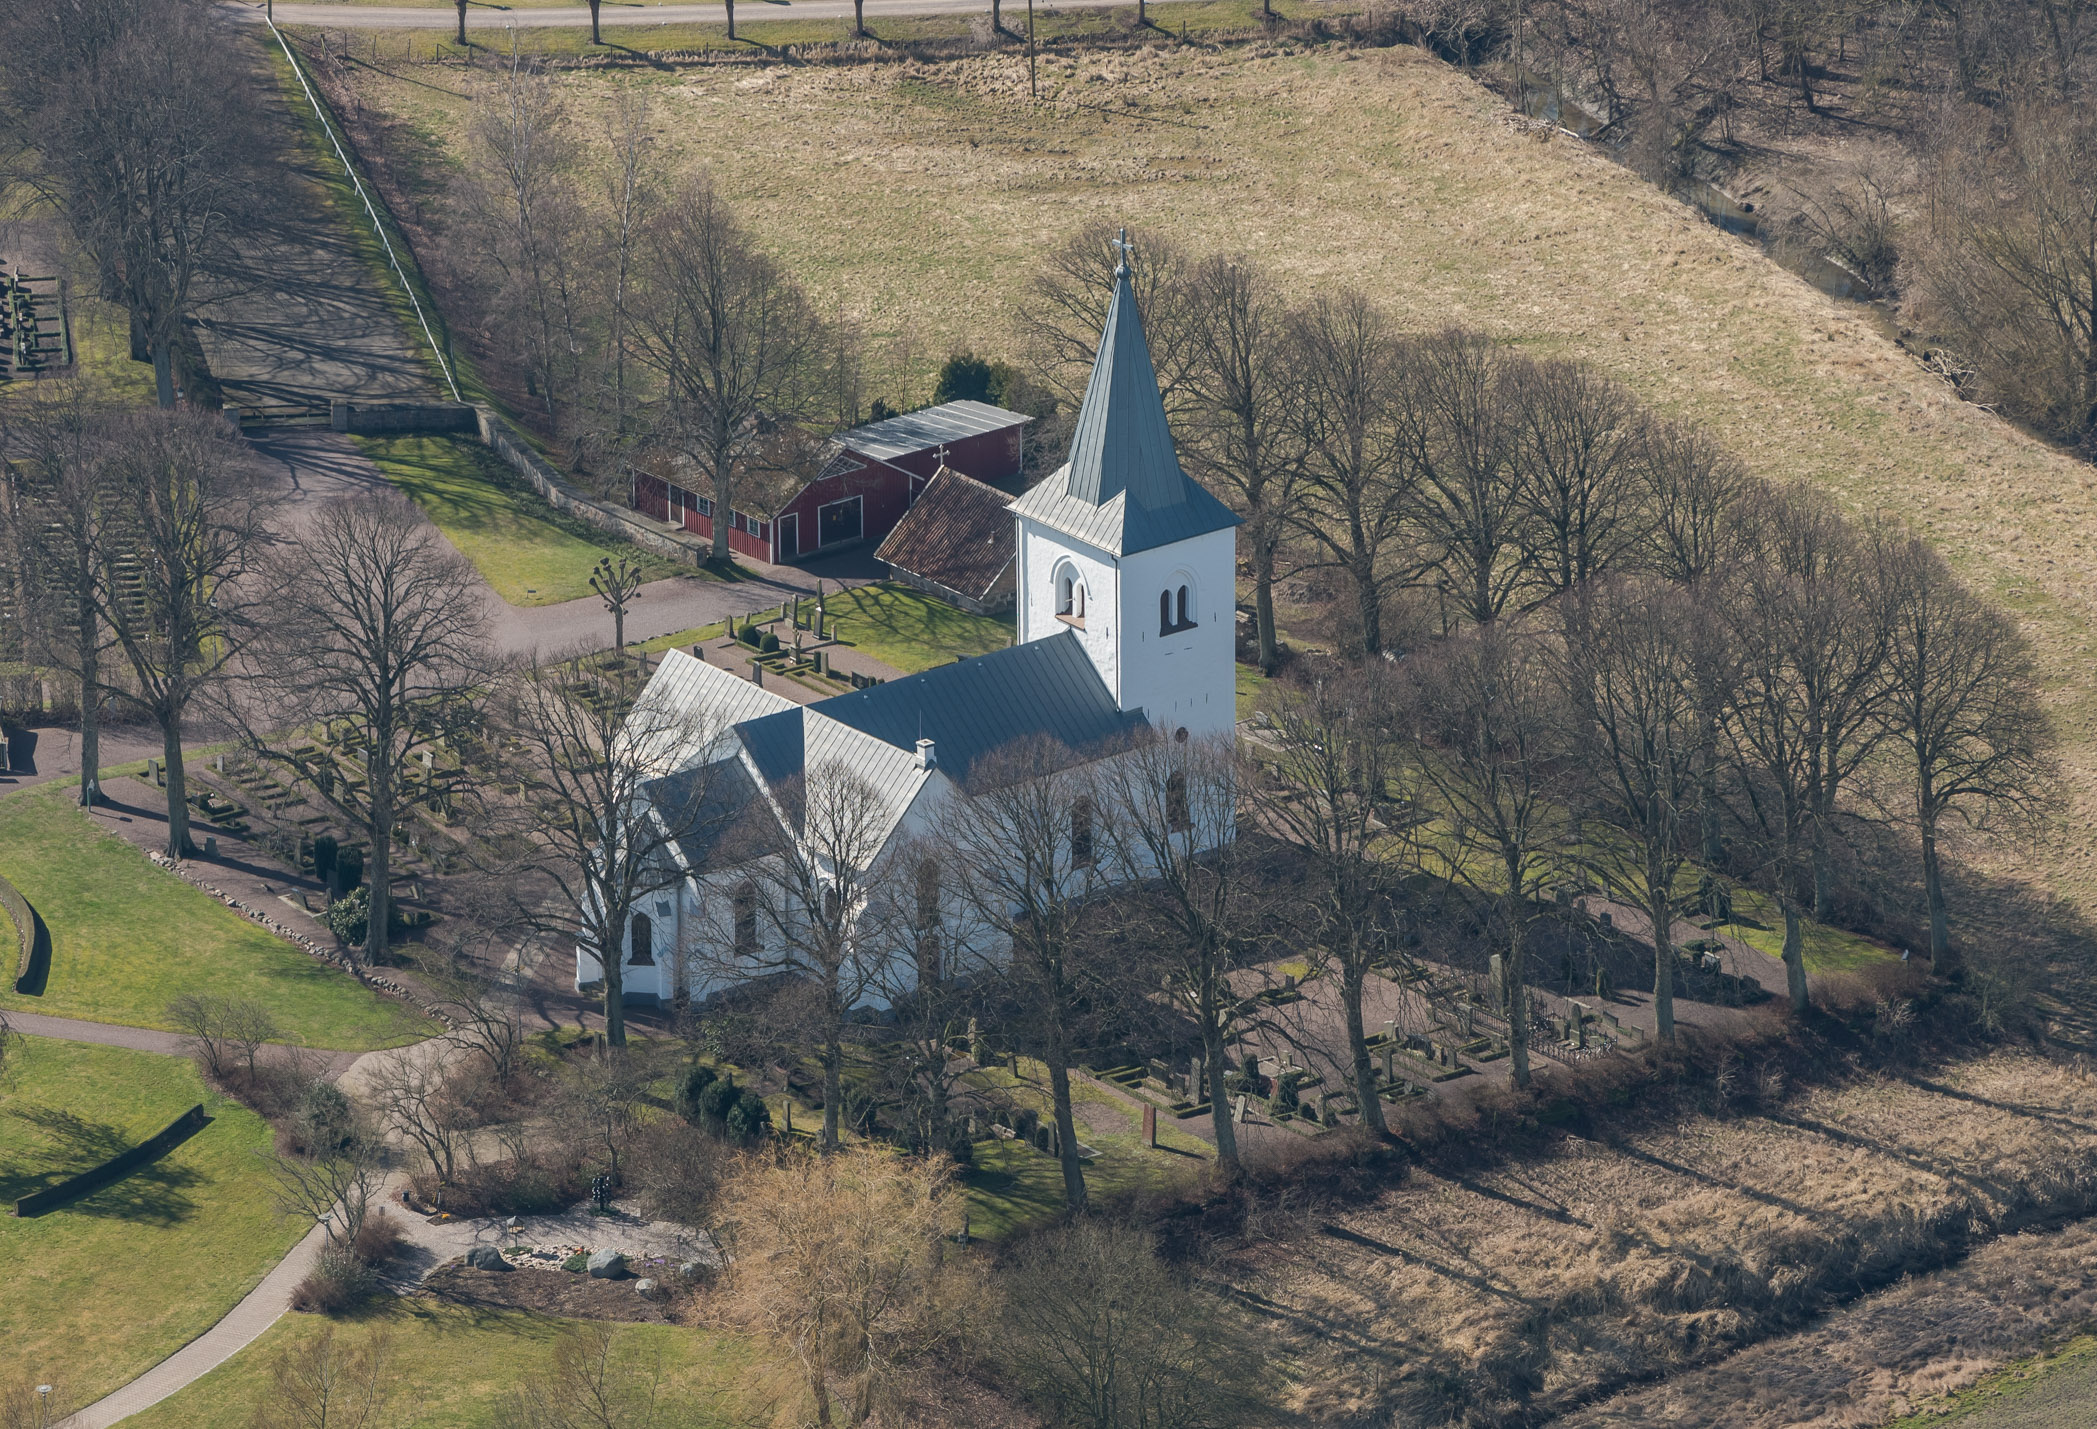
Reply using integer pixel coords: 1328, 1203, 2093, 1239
1234, 1051, 2097, 1424
332, 40, 2097, 967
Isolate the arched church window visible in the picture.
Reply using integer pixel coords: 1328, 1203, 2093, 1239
1160, 590, 1173, 636
1178, 585, 1191, 628
733, 881, 758, 954
1166, 772, 1191, 832
1056, 566, 1087, 627
629, 912, 654, 966
1071, 797, 1096, 868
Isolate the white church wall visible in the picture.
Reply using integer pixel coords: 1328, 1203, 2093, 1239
1014, 517, 1122, 697
1113, 526, 1238, 739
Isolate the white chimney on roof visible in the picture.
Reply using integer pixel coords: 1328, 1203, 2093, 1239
916, 736, 937, 771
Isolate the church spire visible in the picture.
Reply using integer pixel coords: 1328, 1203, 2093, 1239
1064, 232, 1188, 513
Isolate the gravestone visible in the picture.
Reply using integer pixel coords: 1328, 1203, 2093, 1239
1143, 1104, 1157, 1148
1489, 953, 1507, 1009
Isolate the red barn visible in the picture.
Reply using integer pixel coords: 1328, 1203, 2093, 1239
629, 399, 1030, 566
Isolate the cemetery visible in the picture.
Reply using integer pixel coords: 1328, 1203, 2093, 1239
0, 261, 70, 382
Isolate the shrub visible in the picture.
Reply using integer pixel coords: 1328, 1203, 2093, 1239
321, 886, 370, 945
696, 1073, 741, 1134
292, 1246, 378, 1315
675, 1063, 718, 1124
351, 1209, 405, 1266
294, 1078, 356, 1155
310, 833, 338, 883
725, 1089, 772, 1146
563, 1252, 588, 1273
759, 630, 780, 654
1011, 1106, 1039, 1141
334, 844, 365, 897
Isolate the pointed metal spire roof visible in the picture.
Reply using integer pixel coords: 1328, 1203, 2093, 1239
1011, 231, 1240, 557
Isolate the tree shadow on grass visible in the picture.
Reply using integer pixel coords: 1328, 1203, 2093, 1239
1, 1103, 207, 1224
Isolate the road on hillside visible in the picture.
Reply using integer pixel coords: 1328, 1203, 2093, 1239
235, 0, 1124, 28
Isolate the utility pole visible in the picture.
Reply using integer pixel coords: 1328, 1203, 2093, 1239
1027, 0, 1037, 99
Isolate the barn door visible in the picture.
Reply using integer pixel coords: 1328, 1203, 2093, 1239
777, 513, 798, 559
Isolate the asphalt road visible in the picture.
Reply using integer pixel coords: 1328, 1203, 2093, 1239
238, 0, 1108, 29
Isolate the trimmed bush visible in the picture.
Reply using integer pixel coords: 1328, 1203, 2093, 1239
675, 1063, 718, 1125
696, 1073, 740, 1134
759, 630, 780, 654
726, 1089, 772, 1146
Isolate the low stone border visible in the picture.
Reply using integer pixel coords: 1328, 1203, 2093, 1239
15, 1103, 208, 1217
147, 852, 456, 1030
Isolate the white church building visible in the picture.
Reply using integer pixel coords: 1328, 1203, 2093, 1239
578, 248, 1241, 1003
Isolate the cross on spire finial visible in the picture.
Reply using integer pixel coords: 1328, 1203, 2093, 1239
1111, 226, 1136, 278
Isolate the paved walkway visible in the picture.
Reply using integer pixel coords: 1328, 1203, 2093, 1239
56, 1221, 335, 1429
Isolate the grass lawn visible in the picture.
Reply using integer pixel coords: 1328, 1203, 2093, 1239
1721, 887, 1899, 975
356, 434, 686, 606
1886, 1335, 2097, 1428
1235, 663, 1269, 720
827, 583, 1015, 675
0, 1038, 302, 1409
0, 787, 435, 1049
959, 1058, 1210, 1239
125, 1299, 760, 1429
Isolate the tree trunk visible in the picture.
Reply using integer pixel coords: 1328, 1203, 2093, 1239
1343, 965, 1387, 1134
588, 0, 602, 42
726, 0, 736, 39
455, 0, 467, 45
712, 458, 733, 564
1352, 550, 1381, 657
76, 617, 101, 808
1253, 532, 1280, 674
367, 755, 393, 968
1504, 902, 1531, 1087
993, 0, 1002, 32
1044, 1044, 1087, 1214
1810, 828, 1834, 922
161, 719, 191, 859
1204, 1020, 1239, 1172
1920, 813, 1956, 973
151, 342, 176, 410
823, 1030, 843, 1150
854, 0, 866, 35
1779, 894, 1808, 1013
1648, 862, 1675, 1042
600, 907, 628, 1047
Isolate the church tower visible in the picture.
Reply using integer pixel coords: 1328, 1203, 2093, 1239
1009, 234, 1241, 740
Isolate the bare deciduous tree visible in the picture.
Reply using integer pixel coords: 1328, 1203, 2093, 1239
93, 410, 271, 859
1560, 577, 1722, 1043
1405, 622, 1569, 1084
0, 393, 116, 807
264, 1133, 385, 1249
471, 652, 727, 1046
252, 1326, 391, 1429
367, 1042, 473, 1185
1918, 99, 2097, 451
1289, 292, 1413, 658
1097, 730, 1255, 1176
1401, 331, 1531, 628
0, 0, 272, 407
630, 176, 833, 566
720, 1144, 970, 1428
1878, 535, 2055, 969
1178, 255, 1306, 673
1247, 669, 1416, 1134
1018, 224, 1199, 417
944, 736, 1119, 1212
714, 761, 891, 1151
246, 494, 488, 966
1509, 357, 1652, 610
1003, 1218, 1266, 1429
